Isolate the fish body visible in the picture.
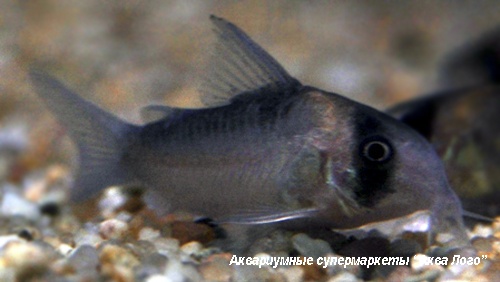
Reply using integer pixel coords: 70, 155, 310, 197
31, 16, 468, 247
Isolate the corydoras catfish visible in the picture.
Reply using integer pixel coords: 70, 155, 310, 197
30, 16, 469, 248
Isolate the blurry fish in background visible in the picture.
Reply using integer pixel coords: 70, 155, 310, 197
30, 16, 469, 252
440, 27, 500, 88
388, 27, 500, 217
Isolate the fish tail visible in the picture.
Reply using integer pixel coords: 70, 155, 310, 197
29, 71, 139, 202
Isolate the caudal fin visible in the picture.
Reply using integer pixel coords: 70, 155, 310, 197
29, 71, 139, 202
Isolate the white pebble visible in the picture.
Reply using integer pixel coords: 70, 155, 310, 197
98, 187, 127, 218
435, 232, 456, 244
146, 274, 172, 282
3, 241, 49, 268
99, 219, 129, 240
411, 254, 430, 272
292, 233, 333, 259
0, 187, 40, 220
278, 266, 304, 282
180, 241, 203, 256
164, 260, 202, 282
139, 227, 161, 241
411, 254, 445, 273
0, 235, 23, 249
57, 243, 74, 256
153, 238, 180, 257
472, 224, 494, 238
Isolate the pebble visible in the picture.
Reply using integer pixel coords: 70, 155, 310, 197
472, 224, 494, 238
23, 173, 49, 202
405, 269, 443, 282
98, 187, 128, 218
291, 233, 333, 259
446, 261, 478, 278
164, 260, 202, 282
322, 254, 361, 277
327, 272, 359, 282
99, 219, 129, 240
56, 243, 73, 256
180, 241, 203, 256
3, 241, 50, 267
410, 254, 446, 282
385, 266, 412, 282
246, 229, 293, 256
492, 219, 500, 233
232, 264, 284, 282
199, 254, 233, 282
0, 124, 27, 147
99, 244, 140, 269
126, 240, 158, 261
136, 253, 168, 279
277, 265, 304, 282
139, 227, 161, 241
21, 165, 68, 204
411, 254, 434, 272
0, 267, 15, 282
66, 244, 100, 280
73, 222, 103, 246
0, 187, 40, 220
435, 232, 456, 245
146, 274, 171, 282
105, 264, 135, 282
2, 241, 56, 280
0, 235, 23, 249
152, 238, 180, 257
472, 237, 494, 252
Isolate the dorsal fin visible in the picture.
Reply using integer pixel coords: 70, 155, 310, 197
140, 105, 177, 123
200, 15, 301, 107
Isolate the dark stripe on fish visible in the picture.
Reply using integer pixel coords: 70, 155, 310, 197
352, 113, 396, 207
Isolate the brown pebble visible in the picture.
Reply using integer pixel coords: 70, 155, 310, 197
301, 260, 326, 281
199, 255, 234, 282
171, 221, 215, 245
386, 266, 411, 282
472, 237, 494, 252
99, 244, 140, 269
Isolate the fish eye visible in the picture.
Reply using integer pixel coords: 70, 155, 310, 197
360, 137, 393, 163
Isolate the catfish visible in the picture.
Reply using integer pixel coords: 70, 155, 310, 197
30, 16, 469, 250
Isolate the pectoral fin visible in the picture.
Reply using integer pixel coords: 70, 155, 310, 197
216, 207, 319, 225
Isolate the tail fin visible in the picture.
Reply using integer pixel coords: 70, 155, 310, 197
29, 71, 139, 202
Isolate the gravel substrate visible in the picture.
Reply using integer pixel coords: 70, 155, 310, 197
1, 2, 499, 281
0, 161, 499, 281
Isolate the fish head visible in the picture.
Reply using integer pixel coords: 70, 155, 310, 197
298, 88, 468, 246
